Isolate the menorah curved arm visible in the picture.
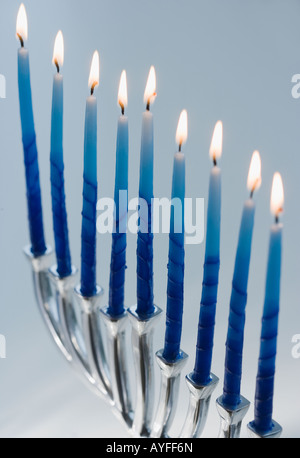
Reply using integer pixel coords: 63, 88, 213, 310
151, 350, 188, 438
24, 246, 73, 364
24, 247, 137, 427
128, 306, 163, 437
24, 247, 113, 401
73, 286, 112, 400
151, 355, 219, 439
48, 267, 109, 399
100, 309, 133, 428
180, 373, 219, 438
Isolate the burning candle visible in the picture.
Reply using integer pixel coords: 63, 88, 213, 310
192, 121, 223, 386
80, 51, 100, 297
136, 66, 157, 316
222, 151, 262, 409
17, 4, 46, 257
251, 173, 284, 433
163, 110, 188, 362
108, 71, 129, 317
50, 31, 72, 278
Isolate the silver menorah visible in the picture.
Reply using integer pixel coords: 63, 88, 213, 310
24, 244, 282, 439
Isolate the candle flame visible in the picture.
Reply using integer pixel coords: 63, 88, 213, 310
88, 51, 100, 93
209, 121, 223, 163
247, 150, 262, 194
118, 70, 128, 111
52, 31, 64, 70
144, 66, 157, 107
271, 172, 284, 218
176, 110, 188, 149
16, 4, 28, 43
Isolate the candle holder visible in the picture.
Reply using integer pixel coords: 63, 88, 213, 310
24, 245, 72, 364
216, 395, 250, 438
247, 421, 282, 439
73, 285, 112, 400
127, 305, 163, 437
100, 307, 133, 427
24, 246, 284, 438
180, 373, 219, 438
151, 350, 188, 438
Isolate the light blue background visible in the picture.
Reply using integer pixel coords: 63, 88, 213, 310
0, 0, 299, 438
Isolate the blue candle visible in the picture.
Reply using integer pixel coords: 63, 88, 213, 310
80, 51, 100, 298
50, 31, 72, 278
136, 67, 157, 317
223, 151, 262, 409
251, 173, 284, 433
163, 110, 188, 362
192, 121, 223, 386
17, 5, 46, 257
108, 71, 129, 317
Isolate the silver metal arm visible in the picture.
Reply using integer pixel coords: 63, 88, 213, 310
151, 350, 188, 438
100, 308, 133, 427
128, 306, 163, 438
74, 286, 112, 400
25, 245, 112, 397
24, 246, 72, 363
216, 395, 250, 438
180, 373, 219, 438
48, 266, 108, 399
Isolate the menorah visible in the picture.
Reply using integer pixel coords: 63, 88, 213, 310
16, 3, 283, 438
23, 242, 282, 439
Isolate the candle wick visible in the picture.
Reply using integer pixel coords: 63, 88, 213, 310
179, 143, 182, 153
54, 59, 60, 74
213, 157, 217, 167
17, 34, 24, 48
275, 208, 283, 224
250, 178, 261, 199
146, 100, 151, 112
119, 102, 125, 116
250, 181, 258, 199
91, 82, 97, 96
